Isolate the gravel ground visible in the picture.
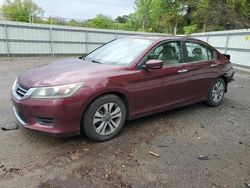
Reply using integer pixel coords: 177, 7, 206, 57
0, 57, 249, 188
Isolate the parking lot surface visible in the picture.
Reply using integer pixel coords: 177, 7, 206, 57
0, 57, 249, 188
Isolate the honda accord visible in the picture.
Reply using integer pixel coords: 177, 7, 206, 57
11, 36, 235, 141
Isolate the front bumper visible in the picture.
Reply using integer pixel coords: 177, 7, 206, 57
11, 93, 87, 137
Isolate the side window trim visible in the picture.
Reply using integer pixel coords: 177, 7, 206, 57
137, 40, 184, 70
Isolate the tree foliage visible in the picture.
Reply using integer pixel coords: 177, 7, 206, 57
0, 0, 44, 22
116, 15, 129, 24
85, 14, 115, 29
134, 0, 250, 34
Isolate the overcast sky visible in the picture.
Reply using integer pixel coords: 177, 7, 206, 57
0, 0, 135, 19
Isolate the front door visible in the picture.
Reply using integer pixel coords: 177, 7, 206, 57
131, 41, 193, 116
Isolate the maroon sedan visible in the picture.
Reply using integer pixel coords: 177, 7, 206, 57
11, 36, 235, 141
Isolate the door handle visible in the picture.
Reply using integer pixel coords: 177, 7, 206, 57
210, 64, 218, 67
178, 69, 189, 73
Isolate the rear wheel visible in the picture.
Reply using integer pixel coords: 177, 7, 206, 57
83, 94, 126, 141
206, 78, 226, 107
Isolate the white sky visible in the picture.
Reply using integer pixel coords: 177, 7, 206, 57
0, 0, 135, 19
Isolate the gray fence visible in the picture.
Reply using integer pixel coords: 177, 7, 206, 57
191, 30, 250, 68
0, 20, 168, 56
0, 20, 249, 68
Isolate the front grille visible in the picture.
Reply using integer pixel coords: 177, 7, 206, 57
36, 117, 54, 126
12, 80, 35, 100
16, 85, 28, 98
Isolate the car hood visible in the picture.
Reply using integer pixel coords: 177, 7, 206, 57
18, 59, 122, 88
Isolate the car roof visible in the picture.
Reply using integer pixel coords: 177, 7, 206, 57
128, 35, 204, 43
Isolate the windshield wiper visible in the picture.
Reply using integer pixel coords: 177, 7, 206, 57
91, 60, 102, 64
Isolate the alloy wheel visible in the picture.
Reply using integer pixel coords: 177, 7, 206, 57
212, 81, 225, 103
93, 103, 122, 136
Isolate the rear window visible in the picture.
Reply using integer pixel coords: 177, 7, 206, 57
185, 41, 214, 62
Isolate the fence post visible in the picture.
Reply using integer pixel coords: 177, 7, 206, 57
225, 33, 230, 54
49, 25, 54, 56
4, 23, 10, 56
206, 34, 209, 43
85, 30, 88, 54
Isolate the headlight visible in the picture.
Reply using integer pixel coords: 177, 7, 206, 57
31, 83, 84, 99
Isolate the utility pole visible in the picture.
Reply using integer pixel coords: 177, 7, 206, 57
29, 13, 31, 23
174, 20, 178, 36
203, 23, 206, 33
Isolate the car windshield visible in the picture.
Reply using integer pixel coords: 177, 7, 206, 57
85, 38, 154, 66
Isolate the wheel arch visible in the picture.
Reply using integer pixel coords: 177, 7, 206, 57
219, 75, 228, 93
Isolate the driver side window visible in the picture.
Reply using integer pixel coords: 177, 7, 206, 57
147, 41, 182, 66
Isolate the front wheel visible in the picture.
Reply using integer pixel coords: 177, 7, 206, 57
206, 78, 226, 107
82, 94, 126, 141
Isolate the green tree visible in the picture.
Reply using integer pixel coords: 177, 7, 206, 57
182, 0, 250, 32
134, 0, 250, 33
1, 0, 44, 22
115, 15, 129, 23
135, 0, 184, 33
147, 0, 164, 32
190, 0, 220, 32
158, 0, 184, 34
85, 14, 115, 29
228, 0, 250, 17
183, 24, 198, 34
46, 17, 67, 25
67, 19, 80, 27
134, 0, 152, 31
226, 0, 250, 28
119, 13, 140, 31
67, 19, 86, 27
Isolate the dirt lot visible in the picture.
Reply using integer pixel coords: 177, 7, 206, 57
0, 57, 249, 188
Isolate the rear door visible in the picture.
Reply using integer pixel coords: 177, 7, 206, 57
182, 40, 219, 100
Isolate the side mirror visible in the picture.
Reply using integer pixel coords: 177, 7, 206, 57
142, 59, 163, 70
78, 55, 86, 60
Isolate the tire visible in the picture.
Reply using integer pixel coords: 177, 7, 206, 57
206, 78, 226, 107
82, 94, 126, 141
